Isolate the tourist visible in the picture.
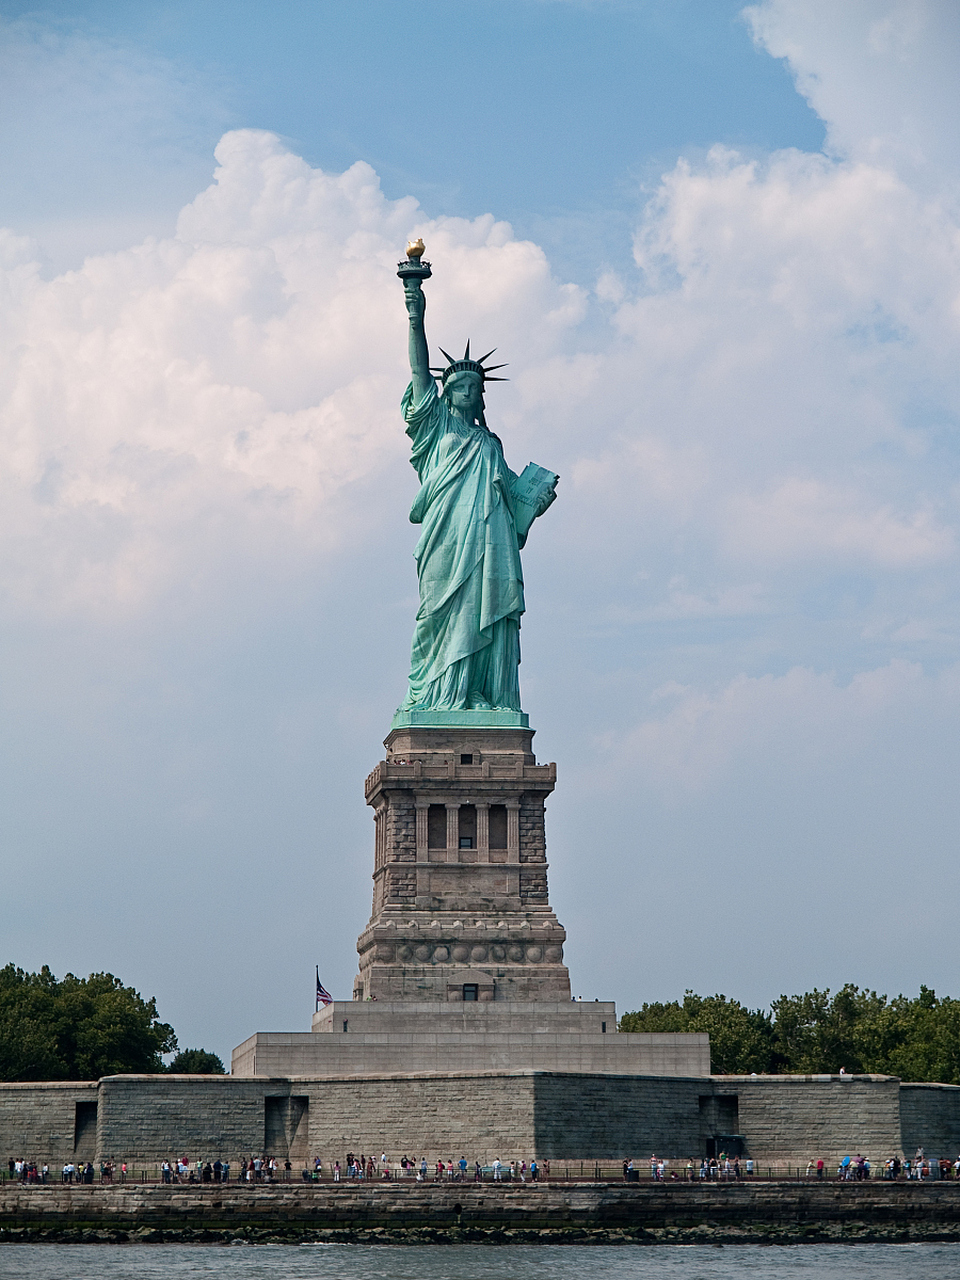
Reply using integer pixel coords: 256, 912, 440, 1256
734, 1158, 741, 1180
493, 1157, 502, 1181
475, 1160, 483, 1182
222, 1160, 230, 1182
333, 1161, 341, 1182
459, 1156, 468, 1180
816, 1158, 824, 1180
420, 1156, 428, 1179
531, 1159, 539, 1182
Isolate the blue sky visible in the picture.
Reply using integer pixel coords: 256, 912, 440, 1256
1, 1, 959, 1064
0, 0, 823, 275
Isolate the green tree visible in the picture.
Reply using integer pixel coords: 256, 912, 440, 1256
620, 991, 776, 1074
0, 964, 177, 1081
769, 985, 882, 1074
869, 988, 960, 1084
623, 984, 960, 1083
166, 1048, 225, 1074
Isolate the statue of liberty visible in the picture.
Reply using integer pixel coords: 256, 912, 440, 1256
396, 241, 558, 720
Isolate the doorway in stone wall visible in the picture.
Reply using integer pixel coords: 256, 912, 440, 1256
264, 1095, 309, 1163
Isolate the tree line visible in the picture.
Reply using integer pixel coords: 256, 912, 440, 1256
620, 986, 960, 1081
0, 964, 224, 1081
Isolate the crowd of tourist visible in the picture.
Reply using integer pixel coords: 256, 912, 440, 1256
9, 1147, 960, 1185
316, 1153, 549, 1182
6, 1158, 136, 1184
159, 1156, 300, 1182
8, 1159, 49, 1183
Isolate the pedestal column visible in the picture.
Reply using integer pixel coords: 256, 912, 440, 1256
476, 802, 490, 863
445, 803, 460, 862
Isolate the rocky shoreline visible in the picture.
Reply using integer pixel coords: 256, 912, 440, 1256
4, 1179, 960, 1245
4, 1222, 960, 1245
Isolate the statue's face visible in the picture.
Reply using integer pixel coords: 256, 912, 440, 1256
447, 374, 483, 419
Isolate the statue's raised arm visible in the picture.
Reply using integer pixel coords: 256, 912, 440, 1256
393, 242, 558, 726
400, 239, 432, 403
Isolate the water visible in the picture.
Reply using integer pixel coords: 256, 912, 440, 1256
0, 1243, 958, 1279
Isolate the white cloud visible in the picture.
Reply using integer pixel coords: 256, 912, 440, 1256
0, 130, 584, 616
744, 0, 960, 189
725, 478, 953, 567
605, 658, 960, 795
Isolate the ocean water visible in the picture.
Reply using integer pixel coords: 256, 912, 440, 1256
0, 1243, 958, 1279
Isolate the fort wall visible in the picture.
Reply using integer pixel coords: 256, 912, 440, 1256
3, 1071, 956, 1170
0, 1082, 98, 1166
900, 1083, 960, 1157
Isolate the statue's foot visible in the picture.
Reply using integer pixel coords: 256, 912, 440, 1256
466, 695, 493, 711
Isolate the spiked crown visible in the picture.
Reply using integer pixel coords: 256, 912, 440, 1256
431, 341, 508, 386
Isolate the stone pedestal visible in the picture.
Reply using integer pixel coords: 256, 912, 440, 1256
354, 725, 570, 1003
231, 719, 715, 1086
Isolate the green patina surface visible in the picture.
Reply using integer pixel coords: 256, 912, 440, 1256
394, 251, 557, 729
391, 708, 529, 730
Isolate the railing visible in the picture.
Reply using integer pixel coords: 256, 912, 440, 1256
2, 1161, 951, 1186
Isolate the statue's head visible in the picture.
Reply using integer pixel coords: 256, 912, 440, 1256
433, 341, 508, 427
442, 370, 484, 421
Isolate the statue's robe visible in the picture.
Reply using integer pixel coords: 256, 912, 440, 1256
400, 380, 523, 711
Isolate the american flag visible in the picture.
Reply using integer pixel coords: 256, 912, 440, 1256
316, 968, 333, 1009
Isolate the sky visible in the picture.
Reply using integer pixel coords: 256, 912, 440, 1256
1, 0, 959, 1065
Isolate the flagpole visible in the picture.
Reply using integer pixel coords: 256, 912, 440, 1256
316, 965, 320, 1014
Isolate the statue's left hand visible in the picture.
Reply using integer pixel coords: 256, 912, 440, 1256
535, 476, 559, 516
